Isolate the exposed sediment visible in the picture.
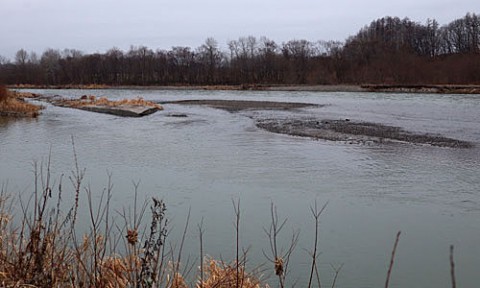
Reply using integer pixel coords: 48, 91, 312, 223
256, 118, 473, 148
161, 99, 321, 112
75, 105, 160, 117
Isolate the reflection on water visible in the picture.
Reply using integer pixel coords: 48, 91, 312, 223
1, 89, 479, 288
0, 116, 38, 128
0, 117, 11, 127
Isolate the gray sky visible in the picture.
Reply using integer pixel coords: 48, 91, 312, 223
0, 0, 477, 60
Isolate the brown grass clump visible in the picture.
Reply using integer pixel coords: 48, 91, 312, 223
169, 272, 189, 288
197, 259, 269, 288
60, 95, 163, 110
97, 257, 130, 288
82, 84, 109, 89
0, 85, 43, 117
11, 91, 39, 98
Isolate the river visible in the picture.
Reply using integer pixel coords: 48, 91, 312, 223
1, 89, 479, 288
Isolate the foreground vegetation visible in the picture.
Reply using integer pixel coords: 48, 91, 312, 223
0, 155, 271, 287
1, 13, 479, 86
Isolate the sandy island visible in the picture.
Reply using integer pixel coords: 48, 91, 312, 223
161, 99, 322, 112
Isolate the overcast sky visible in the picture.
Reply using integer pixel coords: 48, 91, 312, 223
0, 0, 477, 60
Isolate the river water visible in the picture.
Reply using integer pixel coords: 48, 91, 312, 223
1, 89, 479, 288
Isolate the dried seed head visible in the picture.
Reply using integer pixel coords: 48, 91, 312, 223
126, 229, 138, 245
274, 257, 284, 276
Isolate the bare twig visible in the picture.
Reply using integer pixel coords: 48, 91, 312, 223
450, 245, 456, 288
69, 136, 85, 228
385, 231, 401, 288
232, 199, 241, 288
330, 264, 343, 288
173, 207, 191, 287
198, 218, 205, 288
263, 202, 299, 288
307, 200, 328, 288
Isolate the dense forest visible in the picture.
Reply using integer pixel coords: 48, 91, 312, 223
1, 13, 479, 86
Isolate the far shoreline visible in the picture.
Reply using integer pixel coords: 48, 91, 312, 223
8, 84, 364, 92
7, 84, 480, 94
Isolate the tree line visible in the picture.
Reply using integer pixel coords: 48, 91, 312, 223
1, 13, 479, 86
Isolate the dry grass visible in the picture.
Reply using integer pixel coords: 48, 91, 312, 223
0, 200, 265, 287
198, 259, 269, 288
0, 85, 43, 117
59, 95, 163, 110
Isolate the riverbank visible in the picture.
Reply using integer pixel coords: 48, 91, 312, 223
8, 83, 365, 92
9, 84, 480, 94
361, 84, 480, 94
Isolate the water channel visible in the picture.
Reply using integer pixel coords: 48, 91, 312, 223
1, 89, 479, 287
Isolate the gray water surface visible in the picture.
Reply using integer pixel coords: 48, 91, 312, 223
1, 89, 479, 288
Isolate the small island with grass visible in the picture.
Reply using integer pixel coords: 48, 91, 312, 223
1, 85, 163, 118
43, 95, 163, 117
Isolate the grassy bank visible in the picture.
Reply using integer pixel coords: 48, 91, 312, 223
361, 84, 480, 94
9, 83, 480, 94
0, 85, 43, 117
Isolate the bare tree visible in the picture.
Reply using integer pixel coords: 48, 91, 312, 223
14, 49, 30, 83
0, 55, 8, 65
282, 39, 313, 83
40, 49, 61, 85
197, 38, 223, 84
15, 49, 28, 66
105, 47, 124, 84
